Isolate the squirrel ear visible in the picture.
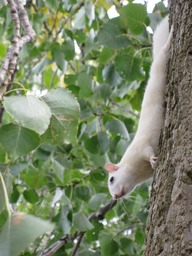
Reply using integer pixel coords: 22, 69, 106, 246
104, 163, 119, 172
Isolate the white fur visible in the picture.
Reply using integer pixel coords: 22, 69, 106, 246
153, 16, 169, 58
105, 16, 173, 200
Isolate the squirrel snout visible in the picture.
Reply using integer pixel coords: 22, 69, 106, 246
114, 194, 118, 200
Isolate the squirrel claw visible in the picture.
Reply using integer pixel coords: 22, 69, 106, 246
150, 156, 158, 169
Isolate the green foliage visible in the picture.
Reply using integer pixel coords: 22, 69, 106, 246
97, 18, 131, 49
100, 232, 119, 256
119, 4, 149, 34
0, 212, 54, 256
73, 212, 93, 231
0, 1, 168, 255
4, 95, 52, 134
42, 88, 80, 145
0, 124, 40, 159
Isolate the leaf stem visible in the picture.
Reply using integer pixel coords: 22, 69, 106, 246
2, 81, 27, 97
0, 173, 11, 217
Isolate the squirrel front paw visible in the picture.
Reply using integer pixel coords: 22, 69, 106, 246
150, 156, 158, 169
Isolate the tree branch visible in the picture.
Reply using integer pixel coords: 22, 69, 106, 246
88, 198, 117, 221
41, 199, 117, 256
71, 199, 117, 256
0, 0, 36, 98
40, 234, 74, 256
15, 0, 36, 47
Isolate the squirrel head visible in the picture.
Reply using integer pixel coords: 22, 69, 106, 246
104, 163, 136, 200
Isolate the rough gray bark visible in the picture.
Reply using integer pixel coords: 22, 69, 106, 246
144, 1, 192, 255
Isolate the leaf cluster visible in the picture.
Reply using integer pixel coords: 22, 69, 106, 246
0, 1, 168, 255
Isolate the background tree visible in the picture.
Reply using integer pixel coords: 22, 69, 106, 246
144, 0, 192, 255
0, 1, 170, 256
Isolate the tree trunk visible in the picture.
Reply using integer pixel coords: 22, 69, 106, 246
144, 1, 192, 255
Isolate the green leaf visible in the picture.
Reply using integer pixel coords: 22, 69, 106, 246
88, 193, 107, 211
119, 4, 148, 35
0, 144, 6, 162
85, 2, 95, 22
73, 7, 85, 29
116, 139, 128, 156
4, 95, 52, 135
97, 132, 109, 154
51, 158, 65, 183
99, 48, 115, 65
22, 169, 45, 189
120, 238, 135, 254
97, 18, 131, 49
84, 132, 109, 155
51, 41, 74, 71
43, 69, 59, 88
84, 136, 99, 154
32, 58, 52, 74
23, 189, 39, 204
73, 30, 86, 44
106, 118, 129, 139
97, 18, 126, 48
9, 163, 27, 176
0, 124, 40, 159
86, 220, 104, 242
132, 194, 143, 215
62, 39, 75, 61
78, 72, 93, 98
64, 74, 78, 85
74, 185, 92, 201
52, 46, 67, 72
94, 84, 112, 102
0, 210, 8, 230
0, 42, 6, 58
135, 227, 145, 245
45, 0, 60, 10
102, 64, 121, 87
0, 213, 54, 256
59, 205, 72, 234
90, 169, 106, 183
42, 88, 80, 145
129, 81, 145, 111
100, 232, 119, 256
10, 186, 20, 204
115, 49, 144, 81
73, 212, 93, 231
63, 169, 84, 186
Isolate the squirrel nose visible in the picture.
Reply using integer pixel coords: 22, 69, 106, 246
114, 194, 118, 200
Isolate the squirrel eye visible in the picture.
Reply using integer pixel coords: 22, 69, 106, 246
110, 176, 114, 184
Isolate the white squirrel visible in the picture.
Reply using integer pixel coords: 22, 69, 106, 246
104, 16, 173, 200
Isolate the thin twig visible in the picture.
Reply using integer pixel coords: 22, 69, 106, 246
41, 199, 117, 256
110, 98, 139, 118
40, 234, 73, 256
71, 199, 117, 256
71, 232, 85, 256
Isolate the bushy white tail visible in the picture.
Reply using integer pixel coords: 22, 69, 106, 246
153, 16, 169, 58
